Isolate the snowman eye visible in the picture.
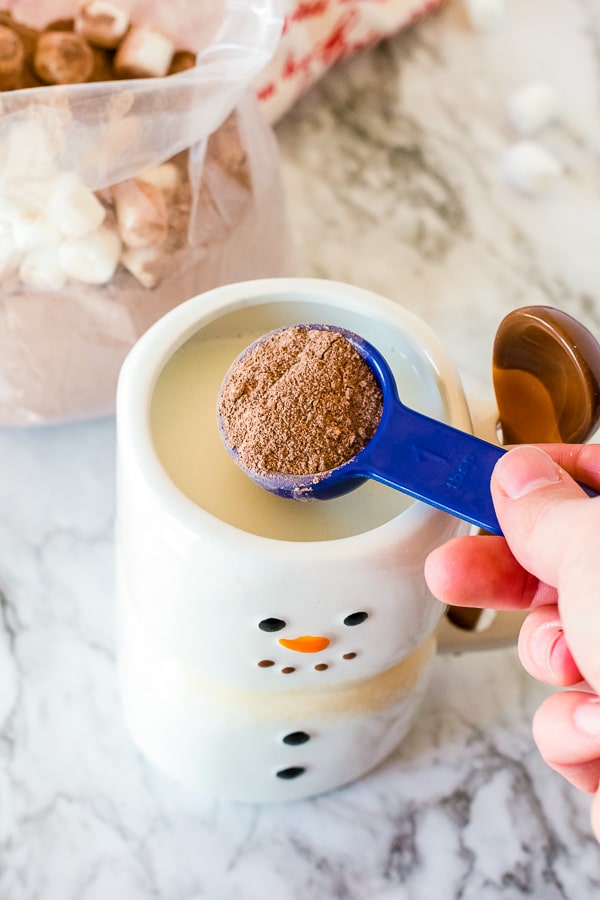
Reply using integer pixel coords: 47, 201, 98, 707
258, 617, 287, 632
343, 611, 369, 626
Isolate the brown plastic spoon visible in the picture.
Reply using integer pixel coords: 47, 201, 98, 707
493, 305, 600, 445
446, 305, 600, 636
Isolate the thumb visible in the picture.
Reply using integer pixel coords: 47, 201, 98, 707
492, 445, 600, 693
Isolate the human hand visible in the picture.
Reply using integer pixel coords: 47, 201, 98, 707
424, 443, 600, 843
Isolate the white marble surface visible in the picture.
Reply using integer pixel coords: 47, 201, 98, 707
2, 0, 600, 897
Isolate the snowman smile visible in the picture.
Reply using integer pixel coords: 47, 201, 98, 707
278, 635, 330, 653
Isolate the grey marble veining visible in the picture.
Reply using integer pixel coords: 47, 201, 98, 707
277, 0, 600, 401
1, 1, 600, 898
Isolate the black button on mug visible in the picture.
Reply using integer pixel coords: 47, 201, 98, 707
282, 731, 310, 746
276, 766, 306, 780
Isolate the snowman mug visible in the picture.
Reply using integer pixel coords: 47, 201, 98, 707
115, 277, 522, 803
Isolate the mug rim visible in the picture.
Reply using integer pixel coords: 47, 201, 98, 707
116, 277, 473, 553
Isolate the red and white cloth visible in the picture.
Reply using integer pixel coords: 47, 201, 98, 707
256, 0, 448, 122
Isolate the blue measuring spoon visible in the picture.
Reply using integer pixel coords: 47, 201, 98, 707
217, 325, 596, 534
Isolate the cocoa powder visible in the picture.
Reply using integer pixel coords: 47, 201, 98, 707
218, 327, 383, 476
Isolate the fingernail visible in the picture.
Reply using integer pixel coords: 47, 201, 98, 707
573, 697, 600, 736
494, 446, 561, 500
533, 621, 565, 678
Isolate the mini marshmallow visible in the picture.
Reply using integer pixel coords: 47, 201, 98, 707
508, 81, 559, 136
0, 224, 21, 278
0, 189, 31, 223
113, 178, 168, 248
46, 173, 106, 239
19, 246, 66, 291
114, 25, 175, 79
12, 210, 62, 253
0, 122, 59, 182
34, 31, 94, 85
464, 0, 506, 32
137, 163, 180, 193
59, 226, 122, 284
101, 115, 140, 161
75, 1, 130, 49
0, 178, 62, 231
120, 245, 164, 288
107, 87, 136, 119
503, 140, 563, 196
1, 177, 61, 216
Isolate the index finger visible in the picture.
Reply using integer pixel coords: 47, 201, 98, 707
423, 442, 600, 612
424, 533, 557, 610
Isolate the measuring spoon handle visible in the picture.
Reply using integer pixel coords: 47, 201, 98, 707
356, 399, 504, 532
356, 399, 597, 534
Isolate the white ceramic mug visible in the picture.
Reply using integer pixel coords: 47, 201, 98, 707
115, 277, 520, 803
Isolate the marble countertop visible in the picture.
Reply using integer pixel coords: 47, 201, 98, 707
2, 1, 600, 897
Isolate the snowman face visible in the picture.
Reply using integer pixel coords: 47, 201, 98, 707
227, 587, 441, 691
175, 575, 444, 691
255, 610, 370, 676
138, 534, 448, 691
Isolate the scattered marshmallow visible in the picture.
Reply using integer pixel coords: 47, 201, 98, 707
59, 226, 122, 284
75, 1, 130, 50
46, 173, 106, 239
34, 31, 95, 85
19, 246, 66, 290
137, 163, 180, 193
114, 25, 175, 79
120, 245, 164, 288
503, 140, 563, 196
464, 0, 506, 32
113, 178, 168, 248
508, 81, 559, 136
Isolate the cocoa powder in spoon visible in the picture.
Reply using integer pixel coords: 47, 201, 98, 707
218, 327, 383, 476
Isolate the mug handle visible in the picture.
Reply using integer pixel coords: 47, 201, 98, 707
435, 394, 526, 654
436, 606, 526, 654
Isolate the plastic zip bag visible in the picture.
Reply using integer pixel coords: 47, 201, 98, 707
0, 0, 291, 425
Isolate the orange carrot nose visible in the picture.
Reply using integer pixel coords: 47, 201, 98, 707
278, 635, 330, 653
